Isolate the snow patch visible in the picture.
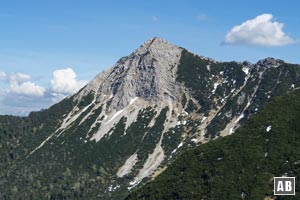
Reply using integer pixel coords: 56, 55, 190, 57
266, 125, 272, 132
177, 142, 183, 148
201, 116, 207, 123
105, 109, 124, 125
171, 142, 183, 154
265, 152, 268, 158
212, 83, 220, 94
191, 138, 198, 143
171, 141, 184, 154
108, 184, 120, 192
90, 107, 126, 142
291, 84, 295, 89
242, 67, 249, 75
207, 65, 211, 71
182, 110, 189, 116
246, 101, 251, 108
129, 97, 138, 106
79, 103, 101, 125
235, 112, 244, 123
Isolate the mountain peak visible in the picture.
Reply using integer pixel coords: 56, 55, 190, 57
143, 37, 169, 46
72, 37, 185, 143
77, 36, 183, 114
256, 57, 283, 68
136, 37, 180, 54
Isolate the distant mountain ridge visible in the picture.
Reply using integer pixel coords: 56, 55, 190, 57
1, 37, 300, 199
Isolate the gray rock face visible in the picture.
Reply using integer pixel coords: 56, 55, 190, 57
78, 37, 183, 112
256, 57, 283, 68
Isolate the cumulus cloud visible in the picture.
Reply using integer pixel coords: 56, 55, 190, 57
224, 14, 294, 46
0, 72, 47, 115
9, 73, 31, 82
51, 68, 87, 95
9, 81, 45, 97
0, 72, 45, 97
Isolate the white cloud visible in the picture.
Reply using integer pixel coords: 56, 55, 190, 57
0, 71, 47, 115
224, 14, 294, 46
9, 80, 45, 97
0, 72, 45, 97
4, 73, 45, 97
51, 68, 87, 95
0, 68, 89, 115
9, 73, 31, 82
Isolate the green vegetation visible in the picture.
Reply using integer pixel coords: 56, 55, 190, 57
127, 90, 300, 200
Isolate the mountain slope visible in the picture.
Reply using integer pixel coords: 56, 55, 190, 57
1, 37, 300, 199
126, 90, 300, 200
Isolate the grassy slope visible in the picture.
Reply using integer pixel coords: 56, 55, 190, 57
127, 90, 300, 200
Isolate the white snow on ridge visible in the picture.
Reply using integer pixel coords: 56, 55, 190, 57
177, 142, 183, 149
234, 112, 244, 123
212, 83, 220, 94
108, 184, 120, 192
129, 97, 138, 106
89, 107, 125, 141
207, 65, 211, 71
171, 141, 184, 154
79, 103, 102, 125
89, 97, 145, 142
242, 67, 249, 75
105, 109, 124, 125
56, 101, 95, 134
201, 116, 207, 123
191, 138, 198, 143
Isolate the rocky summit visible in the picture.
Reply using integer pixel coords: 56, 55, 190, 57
1, 37, 300, 199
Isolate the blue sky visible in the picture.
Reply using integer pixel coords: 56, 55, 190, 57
1, 0, 300, 115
